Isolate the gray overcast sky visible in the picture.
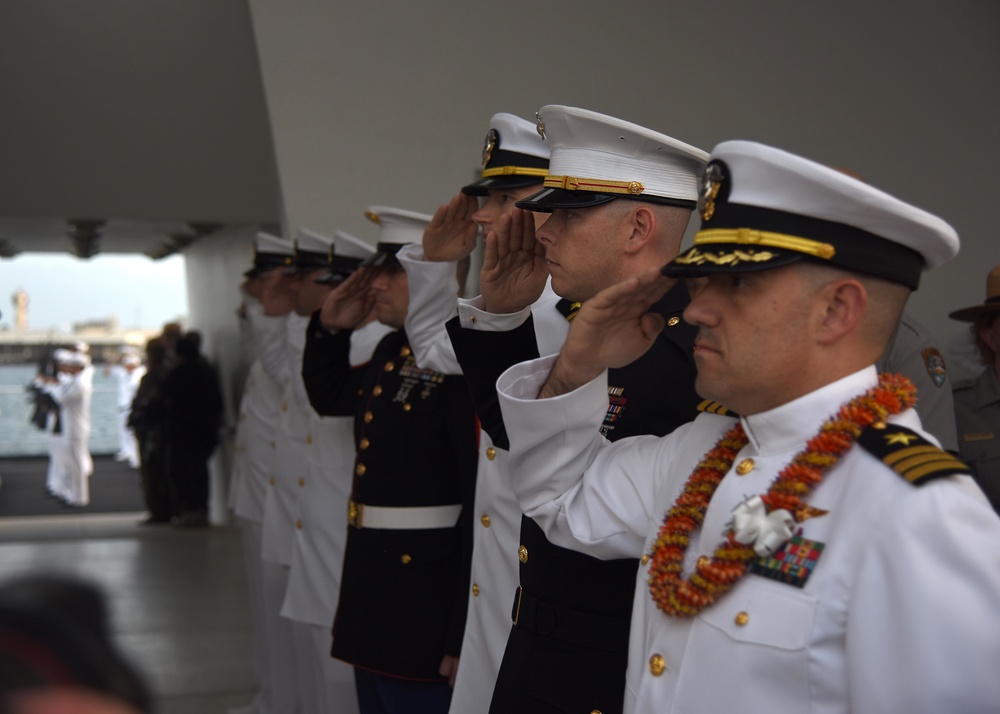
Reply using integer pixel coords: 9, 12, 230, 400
0, 253, 188, 332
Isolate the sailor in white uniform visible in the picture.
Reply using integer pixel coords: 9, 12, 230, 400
229, 231, 294, 714
496, 140, 1000, 714
279, 228, 391, 714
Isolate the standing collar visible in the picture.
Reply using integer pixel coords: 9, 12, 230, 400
741, 366, 879, 456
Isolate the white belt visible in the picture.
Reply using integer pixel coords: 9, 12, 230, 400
348, 500, 462, 530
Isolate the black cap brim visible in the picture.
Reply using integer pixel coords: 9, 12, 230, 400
514, 187, 618, 212
359, 251, 403, 269
462, 175, 546, 197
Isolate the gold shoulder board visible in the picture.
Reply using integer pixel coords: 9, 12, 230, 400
857, 424, 971, 485
697, 399, 732, 416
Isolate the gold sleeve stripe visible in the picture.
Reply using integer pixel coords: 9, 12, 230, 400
884, 447, 968, 483
481, 166, 549, 178
694, 228, 836, 260
697, 400, 730, 415
544, 174, 645, 195
883, 445, 942, 467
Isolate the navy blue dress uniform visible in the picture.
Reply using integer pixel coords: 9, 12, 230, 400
447, 285, 702, 714
303, 322, 478, 680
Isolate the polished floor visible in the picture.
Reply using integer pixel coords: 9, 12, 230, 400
0, 512, 259, 713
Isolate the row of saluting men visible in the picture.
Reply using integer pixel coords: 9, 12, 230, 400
227, 106, 1000, 714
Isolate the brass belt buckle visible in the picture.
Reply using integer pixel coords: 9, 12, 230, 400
347, 500, 363, 528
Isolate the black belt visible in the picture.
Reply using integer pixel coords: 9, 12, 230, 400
510, 586, 630, 653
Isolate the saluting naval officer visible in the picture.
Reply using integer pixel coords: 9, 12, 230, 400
255, 227, 346, 711
302, 207, 479, 714
228, 231, 294, 714
496, 139, 1000, 713
395, 112, 562, 714
280, 229, 392, 714
445, 106, 707, 714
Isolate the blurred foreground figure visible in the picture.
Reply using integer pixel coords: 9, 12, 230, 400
0, 574, 152, 714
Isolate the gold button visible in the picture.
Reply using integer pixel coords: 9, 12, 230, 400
364, 411, 374, 423
872, 421, 887, 430
481, 514, 491, 528
401, 554, 412, 564
471, 583, 480, 597
735, 458, 754, 476
697, 555, 711, 569
306, 435, 312, 445
373, 385, 383, 397
486, 447, 496, 461
296, 520, 302, 530
282, 403, 287, 412
649, 654, 666, 676
735, 611, 749, 626
640, 554, 650, 565
298, 477, 305, 487
384, 361, 395, 372
591, 711, 603, 714
518, 545, 528, 563
355, 463, 366, 476
400, 346, 411, 358
269, 477, 275, 486
403, 403, 412, 412
667, 316, 680, 327
360, 438, 370, 450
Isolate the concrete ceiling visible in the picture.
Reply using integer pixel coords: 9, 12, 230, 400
0, 0, 281, 259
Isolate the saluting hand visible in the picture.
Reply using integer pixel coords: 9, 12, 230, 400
539, 267, 675, 399
260, 270, 295, 316
319, 269, 377, 331
423, 193, 480, 262
480, 207, 548, 314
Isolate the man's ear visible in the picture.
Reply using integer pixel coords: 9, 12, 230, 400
622, 204, 656, 255
815, 278, 867, 346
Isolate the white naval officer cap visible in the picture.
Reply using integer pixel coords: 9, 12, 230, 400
462, 112, 550, 196
360, 206, 433, 269
60, 351, 90, 367
315, 230, 375, 285
516, 105, 708, 212
244, 231, 294, 277
287, 227, 336, 274
51, 349, 72, 364
661, 140, 960, 290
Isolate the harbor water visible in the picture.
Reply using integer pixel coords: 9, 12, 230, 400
0, 364, 120, 457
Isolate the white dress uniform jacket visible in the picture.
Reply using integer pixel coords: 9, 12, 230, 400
43, 366, 94, 506
398, 245, 566, 714
260, 312, 312, 567
497, 360, 1000, 714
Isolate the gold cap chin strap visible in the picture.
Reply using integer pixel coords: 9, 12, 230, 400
693, 228, 836, 260
481, 166, 549, 179
543, 174, 645, 195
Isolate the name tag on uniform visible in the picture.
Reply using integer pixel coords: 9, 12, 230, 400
963, 432, 995, 442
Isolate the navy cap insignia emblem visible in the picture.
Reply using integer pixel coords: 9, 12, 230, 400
482, 128, 498, 166
699, 162, 725, 222
535, 111, 546, 139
